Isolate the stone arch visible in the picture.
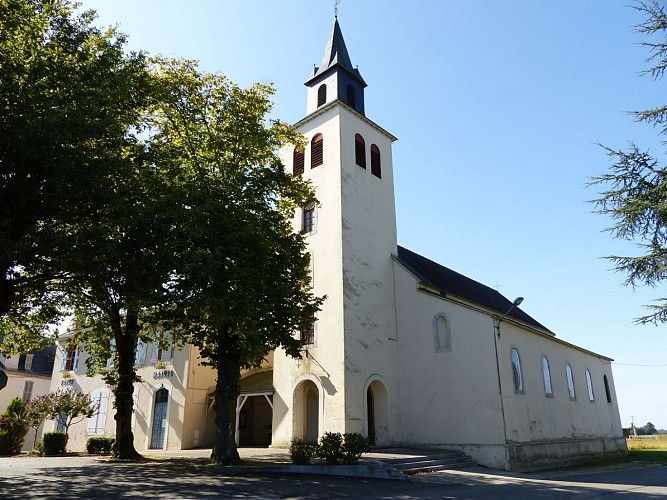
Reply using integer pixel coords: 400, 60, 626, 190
292, 374, 323, 443
364, 375, 390, 446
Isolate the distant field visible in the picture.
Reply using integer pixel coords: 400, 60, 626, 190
627, 436, 667, 450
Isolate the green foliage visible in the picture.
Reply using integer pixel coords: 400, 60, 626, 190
342, 432, 371, 464
590, 1, 667, 324
315, 432, 370, 465
288, 437, 318, 465
637, 421, 659, 435
145, 58, 323, 464
317, 432, 344, 464
86, 436, 115, 454
42, 390, 96, 449
40, 432, 67, 456
0, 397, 29, 455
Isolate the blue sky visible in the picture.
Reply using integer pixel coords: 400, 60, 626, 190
79, 0, 666, 429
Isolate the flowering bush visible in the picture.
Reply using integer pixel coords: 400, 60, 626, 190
0, 397, 29, 455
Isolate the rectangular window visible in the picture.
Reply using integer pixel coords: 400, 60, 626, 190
25, 354, 34, 370
61, 347, 79, 372
151, 334, 174, 364
22, 380, 34, 402
302, 206, 315, 234
301, 325, 315, 347
134, 340, 147, 366
87, 389, 109, 435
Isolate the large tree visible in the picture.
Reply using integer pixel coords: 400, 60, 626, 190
0, 0, 165, 459
148, 60, 323, 465
0, 0, 151, 338
591, 0, 667, 324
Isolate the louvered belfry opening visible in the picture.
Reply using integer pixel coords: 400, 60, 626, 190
317, 84, 327, 107
347, 84, 356, 110
370, 144, 381, 178
355, 133, 366, 168
293, 149, 305, 175
311, 134, 324, 168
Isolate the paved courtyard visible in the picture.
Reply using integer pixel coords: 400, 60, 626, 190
1, 448, 667, 498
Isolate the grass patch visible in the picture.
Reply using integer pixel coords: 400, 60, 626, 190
627, 436, 667, 451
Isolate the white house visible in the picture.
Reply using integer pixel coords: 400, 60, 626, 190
49, 17, 626, 471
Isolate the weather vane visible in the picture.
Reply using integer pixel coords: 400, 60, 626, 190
334, 0, 340, 18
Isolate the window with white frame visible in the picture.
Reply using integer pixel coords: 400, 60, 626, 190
510, 348, 524, 393
151, 334, 174, 364
25, 353, 34, 370
87, 388, 109, 435
134, 339, 147, 366
586, 369, 595, 401
22, 380, 34, 402
566, 363, 576, 400
60, 345, 79, 372
542, 355, 553, 396
106, 340, 116, 369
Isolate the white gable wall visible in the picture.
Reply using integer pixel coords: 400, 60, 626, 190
393, 261, 508, 467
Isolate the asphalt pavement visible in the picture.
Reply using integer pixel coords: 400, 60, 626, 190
1, 448, 666, 499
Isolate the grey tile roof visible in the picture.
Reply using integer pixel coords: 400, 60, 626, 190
396, 246, 550, 332
306, 18, 366, 86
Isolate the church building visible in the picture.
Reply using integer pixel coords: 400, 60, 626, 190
267, 17, 626, 471
48, 17, 626, 472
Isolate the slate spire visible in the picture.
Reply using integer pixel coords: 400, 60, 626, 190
308, 17, 366, 86
305, 17, 367, 115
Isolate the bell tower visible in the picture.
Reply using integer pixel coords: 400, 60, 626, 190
272, 16, 400, 447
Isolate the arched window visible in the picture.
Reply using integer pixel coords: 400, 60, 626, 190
311, 134, 323, 168
565, 364, 576, 400
293, 149, 304, 176
542, 356, 553, 396
347, 84, 356, 109
432, 313, 451, 352
586, 369, 595, 401
370, 144, 381, 178
604, 375, 612, 403
317, 84, 327, 107
355, 134, 366, 169
510, 348, 523, 393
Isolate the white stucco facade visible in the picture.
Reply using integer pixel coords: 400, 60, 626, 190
269, 18, 626, 471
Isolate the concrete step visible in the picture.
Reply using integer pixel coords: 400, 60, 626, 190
378, 451, 475, 476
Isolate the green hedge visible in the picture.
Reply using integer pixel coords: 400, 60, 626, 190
86, 436, 115, 454
41, 431, 67, 455
289, 432, 370, 465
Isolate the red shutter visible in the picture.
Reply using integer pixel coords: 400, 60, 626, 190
311, 134, 323, 168
293, 149, 304, 176
355, 134, 366, 168
370, 144, 381, 178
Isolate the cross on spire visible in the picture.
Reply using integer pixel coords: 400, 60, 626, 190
334, 0, 340, 18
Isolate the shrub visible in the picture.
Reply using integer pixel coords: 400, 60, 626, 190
317, 432, 345, 464
288, 437, 317, 465
41, 431, 67, 455
86, 436, 115, 454
342, 432, 370, 464
0, 397, 30, 455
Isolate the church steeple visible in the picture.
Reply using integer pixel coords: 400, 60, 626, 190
305, 18, 367, 116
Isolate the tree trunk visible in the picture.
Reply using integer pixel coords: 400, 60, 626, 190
110, 308, 141, 460
211, 354, 241, 465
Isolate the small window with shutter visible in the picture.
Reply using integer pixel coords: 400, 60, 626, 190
355, 134, 366, 169
311, 134, 323, 168
370, 144, 381, 178
317, 84, 327, 107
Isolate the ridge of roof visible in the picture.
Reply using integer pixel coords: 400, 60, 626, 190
395, 245, 551, 332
